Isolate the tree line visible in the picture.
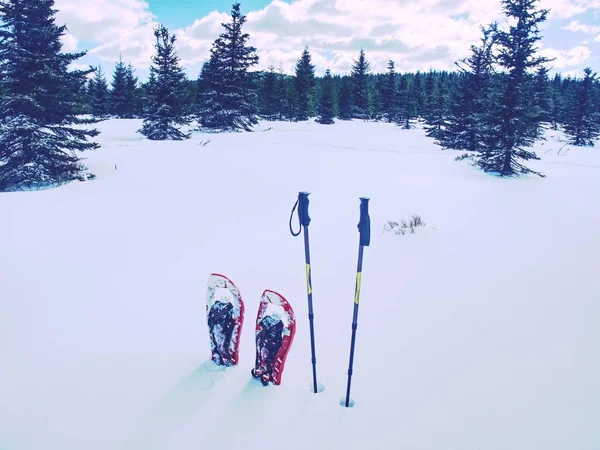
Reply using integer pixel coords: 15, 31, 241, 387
1, 0, 599, 191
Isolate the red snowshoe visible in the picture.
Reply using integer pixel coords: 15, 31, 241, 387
251, 290, 296, 385
206, 273, 245, 366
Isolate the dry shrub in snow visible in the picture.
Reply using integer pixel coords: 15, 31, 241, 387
383, 215, 426, 235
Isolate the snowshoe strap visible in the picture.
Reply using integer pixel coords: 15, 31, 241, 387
289, 198, 301, 237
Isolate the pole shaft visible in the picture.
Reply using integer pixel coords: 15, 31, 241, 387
303, 225, 318, 394
345, 244, 364, 407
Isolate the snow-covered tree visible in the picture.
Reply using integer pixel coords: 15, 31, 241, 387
531, 65, 553, 139
197, 3, 260, 131
260, 65, 283, 121
0, 0, 100, 191
139, 25, 191, 140
110, 57, 138, 118
294, 47, 315, 121
563, 68, 600, 146
381, 60, 398, 123
394, 74, 417, 129
425, 73, 452, 139
476, 0, 551, 177
88, 65, 110, 119
317, 69, 335, 124
351, 48, 371, 119
436, 25, 496, 151
337, 76, 353, 120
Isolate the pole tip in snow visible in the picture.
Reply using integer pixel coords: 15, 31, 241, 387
340, 397, 356, 408
310, 382, 326, 393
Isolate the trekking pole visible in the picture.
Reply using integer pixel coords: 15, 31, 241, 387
289, 191, 321, 394
343, 197, 370, 408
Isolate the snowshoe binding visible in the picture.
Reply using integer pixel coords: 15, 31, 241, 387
251, 290, 296, 385
206, 274, 244, 366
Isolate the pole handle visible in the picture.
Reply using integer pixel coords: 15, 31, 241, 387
298, 191, 311, 227
358, 197, 370, 247
290, 192, 311, 237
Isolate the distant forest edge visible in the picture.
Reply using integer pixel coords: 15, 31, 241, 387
1, 0, 599, 191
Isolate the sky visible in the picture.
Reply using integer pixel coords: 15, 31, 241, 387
53, 0, 600, 83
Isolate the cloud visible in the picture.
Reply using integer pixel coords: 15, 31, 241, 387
60, 33, 79, 52
174, 0, 507, 75
53, 0, 600, 81
540, 45, 592, 69
55, 0, 159, 67
538, 0, 600, 18
562, 20, 600, 34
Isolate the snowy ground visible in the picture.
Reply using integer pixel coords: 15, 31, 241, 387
1, 119, 599, 450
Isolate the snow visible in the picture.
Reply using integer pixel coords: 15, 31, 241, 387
1, 119, 599, 450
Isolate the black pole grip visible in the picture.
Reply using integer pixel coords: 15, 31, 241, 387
298, 191, 311, 227
358, 197, 370, 247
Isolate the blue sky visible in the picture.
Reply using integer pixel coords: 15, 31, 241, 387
147, 0, 272, 29
54, 0, 600, 83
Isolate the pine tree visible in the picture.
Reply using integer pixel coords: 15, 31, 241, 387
317, 69, 335, 124
436, 25, 496, 151
275, 66, 287, 121
283, 76, 298, 121
110, 57, 137, 118
294, 47, 315, 121
0, 0, 100, 191
425, 73, 452, 139
477, 0, 551, 177
139, 25, 191, 140
395, 74, 417, 129
124, 63, 139, 118
423, 70, 436, 117
370, 75, 386, 121
197, 3, 259, 131
337, 76, 353, 120
260, 65, 281, 121
381, 60, 398, 123
89, 65, 109, 118
411, 71, 426, 118
532, 66, 552, 137
73, 75, 90, 115
351, 48, 371, 119
563, 68, 600, 146
549, 73, 563, 130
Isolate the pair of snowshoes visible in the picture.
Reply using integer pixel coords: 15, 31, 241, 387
206, 273, 296, 386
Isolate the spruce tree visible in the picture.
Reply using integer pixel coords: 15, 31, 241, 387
283, 76, 298, 121
294, 47, 315, 121
351, 48, 371, 119
532, 66, 552, 138
197, 3, 259, 131
477, 0, 551, 177
411, 71, 426, 118
395, 74, 417, 129
549, 73, 563, 130
89, 66, 109, 118
370, 75, 386, 121
382, 60, 398, 123
260, 65, 281, 121
275, 67, 287, 121
563, 68, 600, 146
436, 25, 496, 151
110, 57, 136, 118
317, 69, 335, 124
425, 73, 452, 139
424, 70, 436, 117
0, 0, 100, 191
337, 76, 353, 120
139, 25, 191, 140
124, 63, 139, 118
